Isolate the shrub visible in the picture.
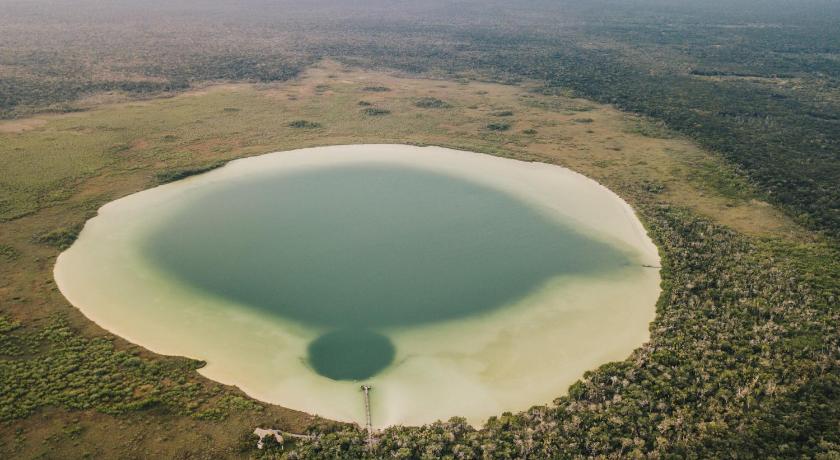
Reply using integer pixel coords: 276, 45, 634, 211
32, 223, 84, 250
0, 244, 19, 261
415, 97, 451, 109
288, 120, 322, 129
492, 110, 514, 117
155, 161, 226, 184
486, 122, 511, 131
362, 107, 391, 116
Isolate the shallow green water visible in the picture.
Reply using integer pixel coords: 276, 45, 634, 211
141, 164, 634, 380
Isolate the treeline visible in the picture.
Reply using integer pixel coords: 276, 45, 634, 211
0, 52, 310, 118
0, 77, 189, 118
135, 53, 310, 84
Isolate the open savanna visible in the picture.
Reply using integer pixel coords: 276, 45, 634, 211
0, 60, 817, 458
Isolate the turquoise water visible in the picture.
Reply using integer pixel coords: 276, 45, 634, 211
141, 164, 635, 380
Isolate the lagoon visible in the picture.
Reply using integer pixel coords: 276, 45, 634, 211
55, 144, 660, 427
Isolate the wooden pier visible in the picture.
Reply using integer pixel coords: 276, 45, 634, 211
361, 384, 373, 449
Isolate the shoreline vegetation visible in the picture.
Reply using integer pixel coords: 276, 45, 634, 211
1, 61, 837, 458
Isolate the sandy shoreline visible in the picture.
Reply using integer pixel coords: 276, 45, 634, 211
54, 144, 660, 427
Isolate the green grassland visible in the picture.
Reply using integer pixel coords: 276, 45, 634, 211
1, 61, 837, 458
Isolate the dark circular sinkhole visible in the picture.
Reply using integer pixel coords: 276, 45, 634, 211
307, 329, 396, 381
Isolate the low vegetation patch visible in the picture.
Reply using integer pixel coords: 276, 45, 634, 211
641, 180, 666, 194
486, 122, 511, 131
32, 223, 84, 250
108, 143, 131, 155
155, 161, 226, 184
362, 86, 391, 92
414, 97, 451, 109
362, 107, 391, 116
287, 120, 322, 129
625, 118, 673, 139
0, 244, 19, 261
491, 110, 514, 117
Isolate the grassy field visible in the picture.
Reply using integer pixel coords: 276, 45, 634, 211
0, 60, 821, 458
